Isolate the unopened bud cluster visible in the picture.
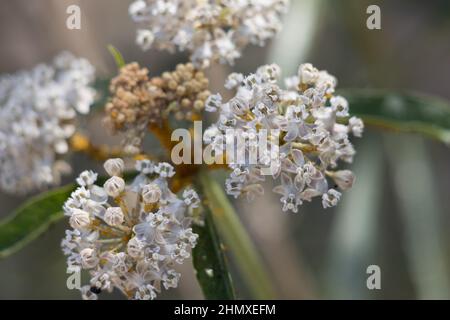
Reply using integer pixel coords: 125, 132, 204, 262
104, 62, 210, 154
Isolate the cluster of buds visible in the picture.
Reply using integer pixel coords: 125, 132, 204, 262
0, 52, 96, 194
104, 62, 210, 154
204, 63, 364, 213
129, 0, 289, 68
61, 158, 200, 300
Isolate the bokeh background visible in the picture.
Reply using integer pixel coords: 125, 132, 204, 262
1, 0, 450, 299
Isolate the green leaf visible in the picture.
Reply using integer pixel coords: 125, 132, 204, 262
192, 205, 236, 300
0, 184, 74, 258
342, 89, 450, 145
197, 171, 276, 299
107, 45, 126, 69
0, 174, 138, 259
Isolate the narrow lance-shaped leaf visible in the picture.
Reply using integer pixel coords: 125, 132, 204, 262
198, 171, 276, 299
192, 201, 236, 300
341, 89, 450, 145
0, 175, 124, 259
0, 184, 74, 258
107, 45, 126, 69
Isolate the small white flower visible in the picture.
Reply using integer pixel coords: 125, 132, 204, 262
225, 73, 244, 89
183, 189, 200, 208
298, 63, 319, 85
103, 176, 125, 197
273, 173, 303, 213
80, 248, 98, 269
322, 189, 341, 208
330, 96, 349, 117
127, 237, 145, 259
155, 162, 175, 178
163, 269, 181, 289
80, 285, 98, 300
135, 159, 155, 174
136, 29, 155, 51
205, 94, 222, 112
129, 0, 146, 17
104, 207, 124, 226
103, 158, 125, 177
348, 116, 364, 137
257, 64, 282, 82
142, 183, 162, 204
135, 284, 157, 300
76, 170, 98, 187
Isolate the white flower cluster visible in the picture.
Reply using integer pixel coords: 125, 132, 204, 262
0, 52, 96, 194
62, 158, 200, 300
204, 63, 364, 213
129, 0, 289, 68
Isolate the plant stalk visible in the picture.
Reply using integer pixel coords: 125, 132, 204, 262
198, 170, 276, 299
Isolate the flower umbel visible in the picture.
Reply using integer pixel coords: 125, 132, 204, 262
62, 158, 199, 300
204, 63, 364, 213
129, 0, 289, 68
0, 52, 96, 194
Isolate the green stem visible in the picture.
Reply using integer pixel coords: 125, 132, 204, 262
198, 170, 276, 299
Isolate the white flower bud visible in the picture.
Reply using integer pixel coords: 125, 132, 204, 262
76, 170, 98, 187
136, 29, 154, 51
69, 208, 91, 230
104, 207, 124, 226
80, 248, 98, 269
330, 96, 349, 117
142, 183, 162, 204
225, 73, 244, 90
349, 116, 364, 137
104, 176, 125, 197
103, 158, 125, 177
257, 64, 281, 82
330, 170, 355, 191
298, 63, 319, 85
54, 140, 69, 154
129, 0, 146, 17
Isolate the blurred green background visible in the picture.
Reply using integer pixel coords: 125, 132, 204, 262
0, 0, 450, 299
